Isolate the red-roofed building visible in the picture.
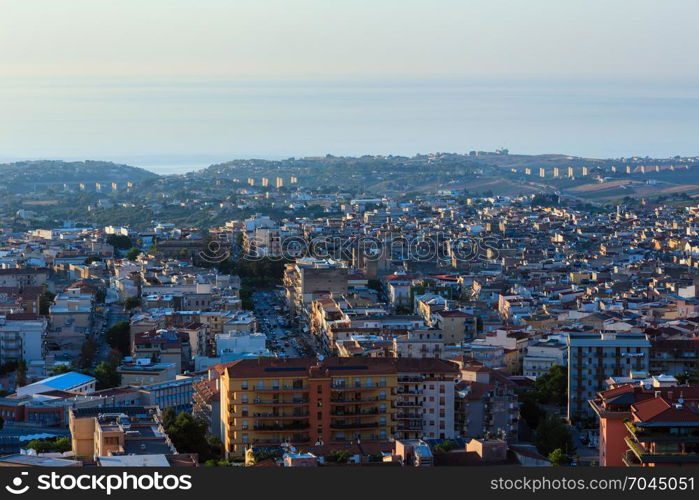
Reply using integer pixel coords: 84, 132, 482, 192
591, 381, 699, 466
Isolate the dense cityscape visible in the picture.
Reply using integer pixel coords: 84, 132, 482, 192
0, 159, 698, 468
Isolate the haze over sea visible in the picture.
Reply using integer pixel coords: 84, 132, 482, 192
1, 77, 698, 176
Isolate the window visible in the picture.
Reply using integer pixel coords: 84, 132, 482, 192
241, 381, 248, 390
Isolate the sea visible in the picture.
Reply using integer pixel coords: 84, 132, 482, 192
1, 77, 698, 175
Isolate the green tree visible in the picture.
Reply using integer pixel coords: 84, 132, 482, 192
26, 436, 71, 453
548, 448, 570, 466
50, 364, 72, 376
161, 407, 177, 429
534, 365, 567, 406
519, 392, 545, 429
78, 338, 98, 369
15, 360, 27, 388
39, 290, 55, 316
95, 289, 107, 303
164, 411, 212, 461
326, 450, 350, 463
107, 234, 133, 250
105, 321, 131, 356
535, 414, 575, 457
94, 361, 121, 390
107, 348, 123, 369
124, 296, 141, 310
432, 440, 458, 454
125, 248, 142, 261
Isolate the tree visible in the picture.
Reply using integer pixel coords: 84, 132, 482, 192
164, 412, 212, 461
125, 248, 142, 261
15, 360, 27, 388
107, 349, 123, 369
26, 436, 71, 453
519, 392, 545, 429
548, 448, 570, 466
39, 290, 55, 316
534, 365, 567, 407
124, 296, 141, 310
94, 361, 121, 390
106, 234, 133, 250
50, 364, 72, 376
535, 414, 575, 457
326, 450, 350, 463
95, 289, 107, 303
432, 440, 458, 454
161, 407, 177, 430
78, 338, 98, 369
105, 321, 131, 356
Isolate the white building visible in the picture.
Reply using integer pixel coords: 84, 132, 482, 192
0, 314, 47, 365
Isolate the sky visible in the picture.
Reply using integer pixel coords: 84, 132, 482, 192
1, 0, 698, 173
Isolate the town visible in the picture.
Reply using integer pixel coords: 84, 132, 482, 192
0, 179, 697, 468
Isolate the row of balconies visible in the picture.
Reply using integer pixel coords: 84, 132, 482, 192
240, 384, 307, 392
331, 382, 390, 390
330, 395, 388, 404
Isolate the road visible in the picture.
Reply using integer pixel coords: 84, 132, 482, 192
570, 426, 599, 465
96, 302, 129, 363
252, 290, 317, 358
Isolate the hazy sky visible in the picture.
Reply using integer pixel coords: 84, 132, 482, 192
1, 1, 698, 171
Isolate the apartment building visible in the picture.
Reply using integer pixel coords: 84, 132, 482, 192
392, 330, 444, 359
283, 259, 348, 318
590, 379, 699, 466
221, 357, 397, 457
69, 406, 179, 464
568, 332, 651, 421
454, 362, 518, 440
394, 358, 459, 440
0, 313, 47, 365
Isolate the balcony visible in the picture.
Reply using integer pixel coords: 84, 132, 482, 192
249, 437, 309, 446
251, 422, 310, 432
625, 436, 699, 464
330, 421, 381, 430
624, 421, 699, 443
250, 385, 309, 393
398, 376, 425, 383
397, 423, 423, 431
331, 408, 380, 416
250, 412, 310, 418
397, 388, 423, 395
396, 400, 421, 407
251, 398, 309, 406
397, 413, 422, 420
330, 396, 387, 404
331, 383, 388, 391
622, 450, 642, 467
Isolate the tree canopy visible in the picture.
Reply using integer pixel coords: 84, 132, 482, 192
106, 234, 133, 250
105, 321, 130, 356
535, 414, 575, 457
